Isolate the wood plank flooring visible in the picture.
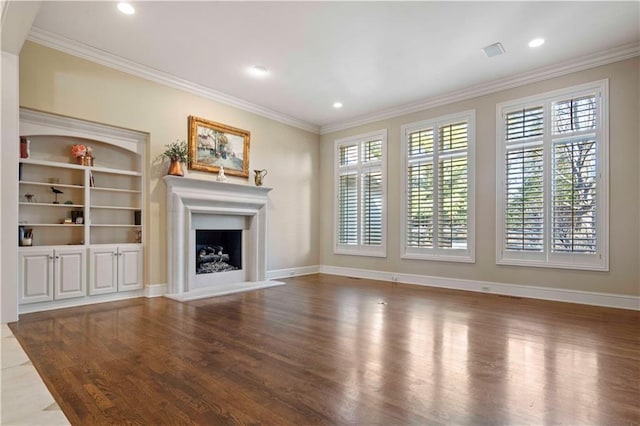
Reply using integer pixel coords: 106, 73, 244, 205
9, 274, 640, 425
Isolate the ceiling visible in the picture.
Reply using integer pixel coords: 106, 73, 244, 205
29, 1, 640, 132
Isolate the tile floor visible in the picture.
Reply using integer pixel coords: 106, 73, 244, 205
1, 324, 69, 425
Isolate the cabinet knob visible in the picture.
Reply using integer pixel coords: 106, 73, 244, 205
48, 255, 54, 260
55, 256, 59, 259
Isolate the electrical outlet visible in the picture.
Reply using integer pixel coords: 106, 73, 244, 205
391, 276, 398, 283
481, 286, 491, 292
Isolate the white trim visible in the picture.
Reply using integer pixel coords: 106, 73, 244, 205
318, 265, 640, 311
27, 27, 637, 137
266, 265, 320, 279
144, 283, 167, 298
164, 280, 285, 302
18, 289, 145, 315
27, 27, 320, 135
320, 43, 639, 134
20, 108, 147, 154
496, 79, 609, 271
400, 110, 475, 263
333, 129, 387, 258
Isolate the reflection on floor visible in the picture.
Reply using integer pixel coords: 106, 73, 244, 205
1, 324, 69, 425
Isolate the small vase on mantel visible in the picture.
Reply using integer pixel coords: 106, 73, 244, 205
167, 157, 184, 177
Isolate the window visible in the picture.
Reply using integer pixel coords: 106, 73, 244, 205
401, 111, 475, 262
497, 80, 608, 270
334, 130, 387, 256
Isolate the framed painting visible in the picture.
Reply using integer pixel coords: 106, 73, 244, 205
187, 116, 250, 178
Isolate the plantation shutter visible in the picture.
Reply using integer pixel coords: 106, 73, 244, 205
438, 123, 468, 249
498, 81, 607, 270
406, 128, 434, 248
335, 133, 386, 255
551, 95, 598, 254
405, 118, 470, 254
504, 107, 544, 252
338, 173, 358, 245
362, 169, 382, 245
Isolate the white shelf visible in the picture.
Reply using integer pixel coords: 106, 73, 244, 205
19, 181, 84, 189
90, 224, 141, 228
20, 158, 141, 176
90, 187, 141, 194
19, 202, 84, 208
91, 166, 142, 176
20, 224, 84, 227
91, 205, 140, 210
20, 158, 84, 170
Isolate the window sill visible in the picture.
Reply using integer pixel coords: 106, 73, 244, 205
496, 257, 608, 272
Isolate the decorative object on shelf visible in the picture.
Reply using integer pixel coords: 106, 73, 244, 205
63, 218, 73, 224
254, 169, 267, 186
135, 229, 142, 243
24, 193, 35, 203
48, 177, 59, 184
64, 200, 73, 205
89, 171, 95, 187
50, 186, 63, 204
21, 228, 33, 246
20, 137, 30, 159
71, 210, 83, 224
160, 140, 188, 176
19, 163, 23, 181
217, 166, 229, 182
134, 210, 141, 226
71, 144, 94, 166
188, 115, 250, 178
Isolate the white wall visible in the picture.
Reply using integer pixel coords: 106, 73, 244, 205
1, 52, 20, 322
320, 58, 640, 298
18, 41, 321, 289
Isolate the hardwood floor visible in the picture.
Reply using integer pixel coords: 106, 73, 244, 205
9, 274, 640, 425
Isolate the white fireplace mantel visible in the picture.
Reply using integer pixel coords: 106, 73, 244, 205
163, 175, 282, 301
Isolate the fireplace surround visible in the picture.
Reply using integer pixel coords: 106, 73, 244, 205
163, 176, 283, 301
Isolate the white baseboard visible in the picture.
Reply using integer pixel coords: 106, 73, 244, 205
266, 265, 320, 280
145, 283, 167, 298
318, 265, 640, 311
18, 289, 146, 315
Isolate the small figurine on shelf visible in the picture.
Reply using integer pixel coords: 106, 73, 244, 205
24, 193, 35, 203
50, 186, 63, 204
217, 166, 229, 182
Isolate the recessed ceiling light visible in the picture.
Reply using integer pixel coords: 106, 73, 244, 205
333, 102, 343, 109
117, 2, 135, 15
249, 66, 269, 78
529, 38, 545, 48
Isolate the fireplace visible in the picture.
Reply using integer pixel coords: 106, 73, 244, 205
163, 176, 284, 301
196, 229, 242, 274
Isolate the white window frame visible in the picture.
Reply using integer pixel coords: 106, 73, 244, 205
496, 79, 609, 271
334, 129, 387, 257
400, 110, 476, 263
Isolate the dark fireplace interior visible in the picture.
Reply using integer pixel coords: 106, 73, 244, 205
196, 230, 242, 275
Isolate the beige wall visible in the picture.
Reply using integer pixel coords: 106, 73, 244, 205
320, 58, 640, 296
19, 41, 320, 286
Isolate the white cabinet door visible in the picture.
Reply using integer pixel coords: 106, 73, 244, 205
89, 247, 118, 295
18, 249, 54, 304
54, 247, 86, 300
118, 246, 143, 292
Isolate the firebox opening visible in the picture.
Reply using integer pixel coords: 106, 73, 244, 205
196, 229, 242, 275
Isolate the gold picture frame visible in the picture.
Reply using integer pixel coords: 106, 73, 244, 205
188, 115, 250, 178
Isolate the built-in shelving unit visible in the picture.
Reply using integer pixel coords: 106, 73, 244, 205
18, 108, 147, 310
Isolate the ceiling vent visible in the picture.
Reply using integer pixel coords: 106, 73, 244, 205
482, 42, 506, 58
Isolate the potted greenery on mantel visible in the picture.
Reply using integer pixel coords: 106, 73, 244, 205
161, 140, 188, 176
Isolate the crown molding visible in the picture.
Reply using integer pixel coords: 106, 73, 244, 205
320, 42, 640, 135
27, 27, 321, 134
